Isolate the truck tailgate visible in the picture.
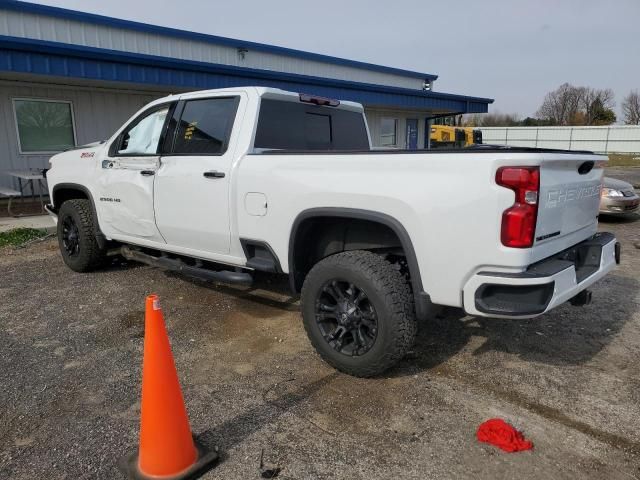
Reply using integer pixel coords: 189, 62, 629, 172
535, 158, 602, 249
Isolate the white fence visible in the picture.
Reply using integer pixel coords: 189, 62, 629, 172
479, 126, 640, 154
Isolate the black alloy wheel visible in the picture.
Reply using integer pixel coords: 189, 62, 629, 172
56, 199, 106, 272
315, 280, 378, 357
61, 215, 80, 257
301, 250, 417, 377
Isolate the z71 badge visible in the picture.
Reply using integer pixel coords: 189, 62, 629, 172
81, 152, 95, 158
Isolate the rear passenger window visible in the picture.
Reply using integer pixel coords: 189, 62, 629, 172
172, 97, 239, 155
254, 99, 369, 151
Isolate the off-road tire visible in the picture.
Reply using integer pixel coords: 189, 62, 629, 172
301, 250, 417, 377
57, 199, 106, 272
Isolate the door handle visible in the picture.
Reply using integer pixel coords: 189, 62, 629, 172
203, 171, 225, 179
140, 170, 155, 176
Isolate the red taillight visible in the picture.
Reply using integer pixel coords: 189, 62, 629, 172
496, 167, 540, 248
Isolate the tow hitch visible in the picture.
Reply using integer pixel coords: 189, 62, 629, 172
570, 289, 592, 307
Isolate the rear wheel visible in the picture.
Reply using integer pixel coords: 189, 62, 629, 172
57, 199, 106, 272
301, 250, 417, 377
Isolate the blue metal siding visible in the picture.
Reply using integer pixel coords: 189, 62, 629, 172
0, 37, 492, 113
0, 9, 427, 90
1, 0, 437, 82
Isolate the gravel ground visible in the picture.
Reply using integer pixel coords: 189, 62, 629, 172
605, 166, 640, 188
1, 215, 639, 480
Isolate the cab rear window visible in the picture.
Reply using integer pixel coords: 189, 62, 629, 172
254, 99, 369, 151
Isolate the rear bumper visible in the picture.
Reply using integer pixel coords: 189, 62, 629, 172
463, 232, 618, 318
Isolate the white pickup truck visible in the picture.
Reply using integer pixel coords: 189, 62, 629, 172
46, 86, 620, 376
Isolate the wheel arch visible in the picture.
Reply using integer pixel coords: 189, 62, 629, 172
288, 208, 432, 319
52, 183, 107, 248
52, 183, 94, 212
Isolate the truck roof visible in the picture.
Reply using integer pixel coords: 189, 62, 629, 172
147, 87, 365, 113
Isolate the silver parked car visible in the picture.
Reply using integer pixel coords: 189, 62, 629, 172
600, 177, 639, 216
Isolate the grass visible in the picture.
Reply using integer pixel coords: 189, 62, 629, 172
608, 154, 640, 167
0, 228, 49, 247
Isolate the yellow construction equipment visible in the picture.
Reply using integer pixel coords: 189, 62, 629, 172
430, 116, 482, 148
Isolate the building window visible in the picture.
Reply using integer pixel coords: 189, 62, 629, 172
380, 118, 398, 147
13, 99, 76, 153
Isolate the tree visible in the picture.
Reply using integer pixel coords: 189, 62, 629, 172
536, 83, 583, 126
622, 90, 640, 125
589, 97, 616, 125
463, 112, 520, 127
519, 116, 554, 127
536, 83, 616, 126
582, 88, 615, 125
463, 114, 555, 127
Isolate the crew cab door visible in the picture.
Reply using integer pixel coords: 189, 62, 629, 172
153, 94, 243, 254
97, 102, 174, 243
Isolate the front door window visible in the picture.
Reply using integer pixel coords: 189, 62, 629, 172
117, 107, 169, 155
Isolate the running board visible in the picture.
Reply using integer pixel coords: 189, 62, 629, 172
120, 247, 253, 286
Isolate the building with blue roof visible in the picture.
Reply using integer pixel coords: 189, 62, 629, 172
0, 0, 493, 184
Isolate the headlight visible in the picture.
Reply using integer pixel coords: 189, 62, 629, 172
602, 188, 624, 197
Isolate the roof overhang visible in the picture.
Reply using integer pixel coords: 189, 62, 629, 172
0, 36, 493, 114
2, 0, 438, 82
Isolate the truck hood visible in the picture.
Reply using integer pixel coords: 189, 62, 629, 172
49, 143, 105, 166
63, 141, 106, 152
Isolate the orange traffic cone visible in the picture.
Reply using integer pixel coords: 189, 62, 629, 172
120, 294, 218, 479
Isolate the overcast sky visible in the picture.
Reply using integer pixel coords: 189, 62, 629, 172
36, 0, 640, 118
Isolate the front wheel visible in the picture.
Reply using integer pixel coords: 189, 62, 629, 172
57, 199, 106, 272
301, 250, 417, 377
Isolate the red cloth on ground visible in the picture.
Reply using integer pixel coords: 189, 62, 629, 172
476, 418, 534, 452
